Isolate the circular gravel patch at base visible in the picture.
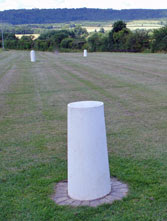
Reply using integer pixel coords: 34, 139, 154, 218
51, 178, 128, 207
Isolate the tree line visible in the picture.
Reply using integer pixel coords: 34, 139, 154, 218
0, 8, 167, 25
1, 21, 167, 53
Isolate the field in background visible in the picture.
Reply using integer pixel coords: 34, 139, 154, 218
0, 51, 167, 220
15, 34, 40, 39
127, 19, 163, 30
85, 19, 164, 32
7, 19, 165, 38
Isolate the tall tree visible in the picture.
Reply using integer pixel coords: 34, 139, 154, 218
108, 20, 130, 51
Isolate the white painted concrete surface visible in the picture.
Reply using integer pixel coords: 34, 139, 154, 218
68, 101, 111, 200
30, 50, 36, 62
83, 49, 87, 57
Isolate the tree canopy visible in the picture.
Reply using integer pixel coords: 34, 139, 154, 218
1, 21, 167, 53
0, 8, 167, 24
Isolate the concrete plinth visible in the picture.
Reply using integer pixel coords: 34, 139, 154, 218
52, 178, 128, 207
67, 101, 111, 201
30, 50, 36, 62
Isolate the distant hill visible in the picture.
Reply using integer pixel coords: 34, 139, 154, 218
0, 8, 167, 25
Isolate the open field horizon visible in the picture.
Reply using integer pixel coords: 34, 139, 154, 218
84, 20, 164, 32
0, 51, 167, 220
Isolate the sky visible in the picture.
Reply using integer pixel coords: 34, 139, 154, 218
0, 0, 167, 11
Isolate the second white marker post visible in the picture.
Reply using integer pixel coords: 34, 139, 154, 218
83, 49, 87, 57
30, 50, 36, 62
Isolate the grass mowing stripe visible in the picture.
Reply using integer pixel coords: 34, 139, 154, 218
0, 51, 167, 221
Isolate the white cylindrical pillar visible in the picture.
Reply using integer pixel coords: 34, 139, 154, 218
68, 101, 111, 201
83, 49, 87, 57
30, 50, 36, 62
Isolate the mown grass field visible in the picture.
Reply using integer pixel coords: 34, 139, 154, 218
0, 51, 167, 221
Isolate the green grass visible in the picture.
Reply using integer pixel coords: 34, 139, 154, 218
0, 51, 167, 220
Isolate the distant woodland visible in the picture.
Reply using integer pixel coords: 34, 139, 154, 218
0, 8, 167, 24
1, 21, 167, 53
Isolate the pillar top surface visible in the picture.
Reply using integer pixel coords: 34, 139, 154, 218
68, 101, 103, 109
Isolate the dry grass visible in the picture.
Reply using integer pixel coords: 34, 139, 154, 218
15, 34, 40, 40
85, 20, 163, 32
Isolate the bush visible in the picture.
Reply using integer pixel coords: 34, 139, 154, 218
60, 38, 73, 48
151, 26, 167, 52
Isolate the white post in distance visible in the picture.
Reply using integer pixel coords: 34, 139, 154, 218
1, 28, 4, 50
83, 49, 87, 57
68, 101, 111, 201
30, 50, 36, 62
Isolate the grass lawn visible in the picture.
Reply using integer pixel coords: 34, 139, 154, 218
0, 50, 167, 221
